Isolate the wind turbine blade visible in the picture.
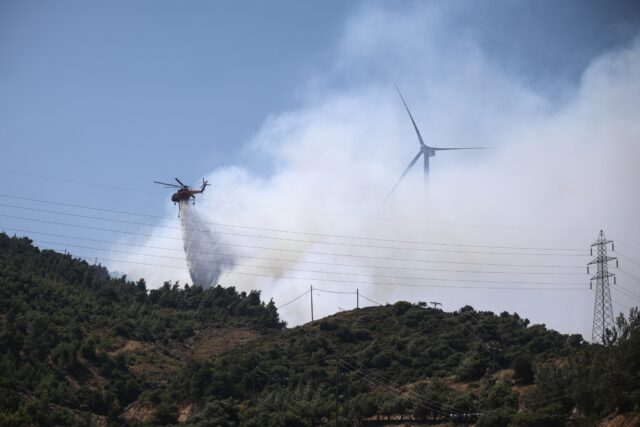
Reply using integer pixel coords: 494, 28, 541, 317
175, 178, 186, 186
395, 84, 426, 147
383, 151, 423, 202
431, 147, 489, 151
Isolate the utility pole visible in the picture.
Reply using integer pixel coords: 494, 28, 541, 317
335, 355, 340, 427
588, 230, 618, 344
252, 361, 256, 394
356, 288, 359, 310
430, 301, 442, 309
310, 285, 314, 324
488, 341, 501, 374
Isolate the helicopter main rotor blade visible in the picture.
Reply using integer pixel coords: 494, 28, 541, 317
395, 84, 426, 147
175, 178, 187, 187
154, 181, 182, 187
383, 150, 423, 203
432, 147, 489, 151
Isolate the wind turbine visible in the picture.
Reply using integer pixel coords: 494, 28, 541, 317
384, 85, 487, 201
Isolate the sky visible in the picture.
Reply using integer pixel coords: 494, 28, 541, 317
2, 0, 640, 340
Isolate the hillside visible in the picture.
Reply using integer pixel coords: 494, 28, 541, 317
0, 233, 282, 425
164, 305, 591, 426
1, 233, 639, 426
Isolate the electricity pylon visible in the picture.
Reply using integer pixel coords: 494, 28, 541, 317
587, 230, 618, 344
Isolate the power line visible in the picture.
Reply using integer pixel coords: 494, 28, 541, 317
0, 168, 162, 195
64, 251, 589, 291
277, 290, 310, 310
2, 226, 585, 276
612, 285, 640, 304
613, 237, 640, 256
612, 298, 633, 313
345, 357, 466, 415
0, 193, 586, 252
358, 293, 384, 306
619, 268, 640, 284
0, 203, 590, 257
338, 359, 452, 417
0, 169, 598, 233
30, 237, 589, 287
339, 358, 464, 417
37, 239, 587, 287
313, 288, 356, 295
348, 371, 451, 417
0, 220, 588, 270
0, 193, 160, 218
614, 250, 640, 268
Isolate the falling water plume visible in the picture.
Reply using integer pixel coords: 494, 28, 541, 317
179, 201, 235, 288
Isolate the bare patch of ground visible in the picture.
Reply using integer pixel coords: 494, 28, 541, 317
191, 328, 258, 361
178, 402, 196, 423
598, 412, 640, 427
122, 401, 154, 424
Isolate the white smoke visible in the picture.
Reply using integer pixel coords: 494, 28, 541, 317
109, 3, 640, 338
179, 201, 235, 289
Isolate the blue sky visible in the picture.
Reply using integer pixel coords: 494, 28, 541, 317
0, 1, 350, 196
2, 0, 639, 193
3, 0, 637, 224
2, 1, 640, 336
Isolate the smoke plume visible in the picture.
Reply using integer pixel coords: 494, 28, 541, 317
110, 3, 640, 338
179, 201, 235, 289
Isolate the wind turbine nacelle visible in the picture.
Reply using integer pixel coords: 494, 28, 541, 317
422, 146, 436, 156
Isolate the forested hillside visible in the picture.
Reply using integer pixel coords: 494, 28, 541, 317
167, 302, 639, 426
0, 233, 282, 425
0, 232, 638, 426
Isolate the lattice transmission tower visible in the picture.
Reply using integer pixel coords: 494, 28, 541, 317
587, 230, 618, 344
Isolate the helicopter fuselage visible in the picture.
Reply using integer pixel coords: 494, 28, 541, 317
171, 188, 203, 203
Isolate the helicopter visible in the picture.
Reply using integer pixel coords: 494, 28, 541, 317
154, 178, 210, 216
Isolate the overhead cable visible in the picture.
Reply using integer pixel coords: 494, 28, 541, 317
0, 219, 589, 269
36, 240, 585, 286
0, 193, 586, 252
2, 227, 585, 275
0, 170, 598, 232
614, 250, 640, 268
277, 290, 310, 310
0, 203, 589, 257
64, 252, 590, 291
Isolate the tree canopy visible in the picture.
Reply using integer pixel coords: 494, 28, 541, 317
1, 232, 638, 426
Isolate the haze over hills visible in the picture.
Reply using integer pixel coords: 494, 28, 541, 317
1, 233, 639, 426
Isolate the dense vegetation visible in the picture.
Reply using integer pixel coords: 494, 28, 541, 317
0, 233, 282, 425
0, 232, 638, 426
168, 304, 637, 427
